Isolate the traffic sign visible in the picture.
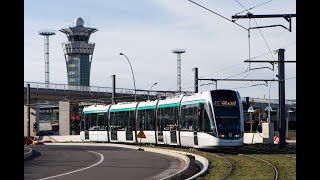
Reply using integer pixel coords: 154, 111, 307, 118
137, 130, 146, 138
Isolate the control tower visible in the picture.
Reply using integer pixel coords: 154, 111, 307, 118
60, 17, 98, 86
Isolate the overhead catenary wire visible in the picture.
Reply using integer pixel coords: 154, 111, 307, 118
245, 42, 296, 61
199, 62, 244, 78
187, 0, 248, 30
234, 0, 274, 16
233, 0, 276, 71
230, 83, 268, 90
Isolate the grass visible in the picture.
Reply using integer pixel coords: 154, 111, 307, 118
226, 154, 274, 180
148, 145, 296, 180
251, 154, 296, 180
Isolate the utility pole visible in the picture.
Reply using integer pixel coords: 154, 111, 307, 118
194, 67, 198, 93
278, 49, 286, 148
27, 84, 30, 138
243, 49, 291, 148
111, 75, 116, 104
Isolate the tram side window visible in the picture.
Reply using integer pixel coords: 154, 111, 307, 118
97, 113, 106, 130
89, 113, 98, 130
157, 106, 178, 131
170, 106, 178, 129
125, 111, 134, 131
199, 104, 212, 132
181, 104, 198, 131
157, 108, 164, 131
163, 107, 171, 130
137, 109, 154, 130
110, 112, 117, 128
118, 111, 129, 131
110, 112, 122, 130
82, 114, 89, 131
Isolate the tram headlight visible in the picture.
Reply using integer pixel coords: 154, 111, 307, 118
218, 134, 226, 137
234, 134, 241, 137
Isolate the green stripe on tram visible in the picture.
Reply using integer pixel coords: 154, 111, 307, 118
157, 103, 180, 108
110, 107, 136, 112
83, 109, 108, 114
182, 99, 207, 105
138, 105, 156, 110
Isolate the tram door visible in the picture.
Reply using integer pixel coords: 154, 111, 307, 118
157, 116, 164, 143
193, 118, 199, 146
85, 130, 89, 140
170, 124, 177, 144
193, 105, 202, 146
125, 112, 134, 141
111, 126, 118, 141
158, 130, 163, 142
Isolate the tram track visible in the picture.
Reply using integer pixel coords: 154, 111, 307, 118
240, 154, 279, 180
207, 148, 281, 180
214, 154, 236, 180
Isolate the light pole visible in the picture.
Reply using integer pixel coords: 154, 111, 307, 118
268, 82, 272, 123
248, 106, 255, 133
148, 82, 158, 100
119, 53, 136, 102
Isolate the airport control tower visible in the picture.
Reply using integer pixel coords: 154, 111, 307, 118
60, 17, 98, 86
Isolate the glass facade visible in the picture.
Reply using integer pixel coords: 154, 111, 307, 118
67, 54, 91, 86
39, 107, 59, 122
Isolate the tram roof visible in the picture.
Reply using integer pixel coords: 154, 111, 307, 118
83, 104, 110, 114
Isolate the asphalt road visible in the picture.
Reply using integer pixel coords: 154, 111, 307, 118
24, 145, 185, 180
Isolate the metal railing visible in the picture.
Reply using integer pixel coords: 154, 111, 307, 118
24, 81, 188, 97
242, 97, 296, 105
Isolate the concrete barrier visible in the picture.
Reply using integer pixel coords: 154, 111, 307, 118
36, 135, 81, 142
24, 146, 33, 159
244, 133, 263, 144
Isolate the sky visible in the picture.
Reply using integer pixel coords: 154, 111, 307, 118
24, 0, 296, 100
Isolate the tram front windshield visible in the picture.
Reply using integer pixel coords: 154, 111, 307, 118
211, 90, 241, 135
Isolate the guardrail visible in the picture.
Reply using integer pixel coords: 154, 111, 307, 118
24, 81, 191, 97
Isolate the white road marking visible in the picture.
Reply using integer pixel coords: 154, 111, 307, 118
37, 151, 104, 180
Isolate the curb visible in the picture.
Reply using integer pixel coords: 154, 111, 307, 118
24, 146, 33, 159
44, 143, 208, 179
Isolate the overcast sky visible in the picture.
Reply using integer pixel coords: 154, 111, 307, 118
24, 0, 296, 100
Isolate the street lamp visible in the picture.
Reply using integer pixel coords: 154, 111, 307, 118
267, 82, 272, 123
119, 53, 136, 102
148, 82, 158, 100
248, 106, 255, 133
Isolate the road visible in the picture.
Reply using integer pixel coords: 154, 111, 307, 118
24, 145, 185, 180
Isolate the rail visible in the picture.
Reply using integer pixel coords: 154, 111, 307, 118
24, 81, 190, 97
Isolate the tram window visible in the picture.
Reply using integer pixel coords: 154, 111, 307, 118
110, 112, 116, 127
97, 113, 105, 130
138, 109, 154, 130
89, 113, 98, 130
157, 106, 178, 131
198, 104, 212, 132
82, 114, 89, 131
181, 105, 198, 131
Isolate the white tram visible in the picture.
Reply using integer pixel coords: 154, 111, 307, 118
80, 89, 244, 149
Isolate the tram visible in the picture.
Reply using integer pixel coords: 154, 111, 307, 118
80, 89, 244, 149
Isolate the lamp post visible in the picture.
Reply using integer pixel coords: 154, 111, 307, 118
148, 82, 158, 100
119, 53, 136, 102
268, 82, 272, 123
248, 106, 255, 133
